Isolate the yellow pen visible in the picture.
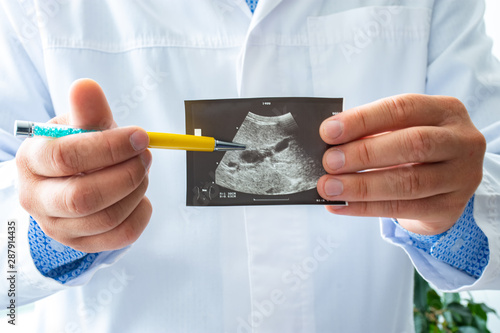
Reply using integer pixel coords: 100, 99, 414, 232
14, 120, 246, 152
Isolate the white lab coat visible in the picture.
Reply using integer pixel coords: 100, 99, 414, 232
1, 0, 500, 332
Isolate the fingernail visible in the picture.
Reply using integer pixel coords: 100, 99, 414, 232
322, 120, 343, 140
325, 179, 343, 197
140, 151, 152, 171
326, 149, 345, 170
130, 130, 149, 151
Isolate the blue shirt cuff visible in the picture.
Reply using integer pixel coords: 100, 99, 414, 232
394, 195, 489, 279
28, 216, 99, 284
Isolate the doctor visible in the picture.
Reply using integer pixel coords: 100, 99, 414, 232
1, 0, 500, 332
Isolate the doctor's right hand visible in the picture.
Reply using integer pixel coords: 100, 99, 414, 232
15, 79, 153, 253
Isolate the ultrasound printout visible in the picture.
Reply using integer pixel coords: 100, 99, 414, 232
185, 97, 345, 206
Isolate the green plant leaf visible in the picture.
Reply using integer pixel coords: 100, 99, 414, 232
413, 269, 496, 333
472, 314, 489, 332
414, 312, 429, 333
443, 310, 454, 325
468, 303, 487, 321
444, 292, 461, 306
414, 270, 431, 312
448, 302, 473, 326
480, 303, 497, 315
428, 289, 443, 310
457, 326, 480, 333
429, 323, 442, 333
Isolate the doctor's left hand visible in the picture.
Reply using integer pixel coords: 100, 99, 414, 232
317, 94, 486, 235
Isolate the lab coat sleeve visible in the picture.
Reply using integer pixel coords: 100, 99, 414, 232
0, 0, 127, 307
381, 0, 500, 292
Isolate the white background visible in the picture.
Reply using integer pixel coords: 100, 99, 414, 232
2, 2, 500, 332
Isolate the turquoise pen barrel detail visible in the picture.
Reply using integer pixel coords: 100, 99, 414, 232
33, 123, 93, 137
14, 120, 94, 138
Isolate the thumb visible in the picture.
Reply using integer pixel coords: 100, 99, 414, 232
69, 78, 116, 130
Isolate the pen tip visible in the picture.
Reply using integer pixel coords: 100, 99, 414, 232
214, 140, 246, 151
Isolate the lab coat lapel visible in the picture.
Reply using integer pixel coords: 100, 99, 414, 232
236, 0, 283, 96
249, 0, 283, 31
230, 0, 254, 19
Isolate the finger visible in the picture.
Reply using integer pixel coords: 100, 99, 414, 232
23, 126, 149, 177
36, 150, 152, 218
48, 113, 69, 126
324, 193, 465, 228
69, 78, 116, 130
322, 126, 459, 174
317, 163, 460, 202
320, 94, 466, 145
63, 197, 153, 253
40, 176, 149, 239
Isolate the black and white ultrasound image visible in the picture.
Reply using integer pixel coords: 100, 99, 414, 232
185, 97, 345, 206
216, 112, 323, 195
